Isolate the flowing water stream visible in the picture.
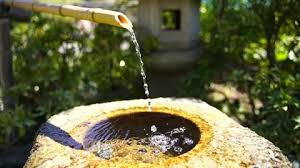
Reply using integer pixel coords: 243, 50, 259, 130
129, 29, 152, 112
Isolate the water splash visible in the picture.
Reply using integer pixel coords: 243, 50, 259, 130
183, 137, 194, 145
87, 125, 196, 160
129, 29, 152, 112
149, 135, 174, 153
88, 142, 114, 160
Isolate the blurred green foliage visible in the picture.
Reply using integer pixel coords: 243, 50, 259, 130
180, 0, 300, 160
0, 11, 142, 144
0, 106, 36, 144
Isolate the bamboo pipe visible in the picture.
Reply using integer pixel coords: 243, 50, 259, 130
3, 0, 133, 30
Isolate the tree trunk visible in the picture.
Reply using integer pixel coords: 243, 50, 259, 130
266, 33, 277, 66
0, 19, 14, 111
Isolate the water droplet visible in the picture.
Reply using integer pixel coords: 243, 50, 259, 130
170, 127, 186, 135
145, 90, 149, 97
183, 138, 194, 145
151, 125, 157, 133
171, 138, 179, 144
179, 127, 186, 132
173, 146, 183, 153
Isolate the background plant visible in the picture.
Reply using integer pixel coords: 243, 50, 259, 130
1, 5, 142, 145
180, 0, 300, 160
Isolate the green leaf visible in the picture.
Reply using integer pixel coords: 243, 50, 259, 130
294, 117, 300, 130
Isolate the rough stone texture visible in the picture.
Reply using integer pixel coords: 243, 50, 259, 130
138, 0, 202, 97
149, 48, 201, 72
138, 0, 200, 50
25, 98, 291, 168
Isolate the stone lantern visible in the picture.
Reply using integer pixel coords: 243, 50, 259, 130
138, 0, 201, 97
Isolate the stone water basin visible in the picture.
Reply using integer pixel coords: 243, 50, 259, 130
24, 98, 291, 168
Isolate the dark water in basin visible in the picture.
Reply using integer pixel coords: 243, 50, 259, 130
83, 112, 200, 159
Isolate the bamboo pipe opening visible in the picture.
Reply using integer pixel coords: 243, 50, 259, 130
116, 14, 132, 30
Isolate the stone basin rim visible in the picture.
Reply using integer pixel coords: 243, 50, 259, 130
25, 98, 291, 167
69, 105, 214, 163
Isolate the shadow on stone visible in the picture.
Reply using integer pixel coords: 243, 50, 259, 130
39, 122, 83, 150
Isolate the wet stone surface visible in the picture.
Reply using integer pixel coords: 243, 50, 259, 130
24, 98, 292, 168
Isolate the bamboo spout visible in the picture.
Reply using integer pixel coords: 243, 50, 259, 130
4, 0, 133, 30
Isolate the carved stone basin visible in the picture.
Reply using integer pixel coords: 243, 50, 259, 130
24, 98, 291, 167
